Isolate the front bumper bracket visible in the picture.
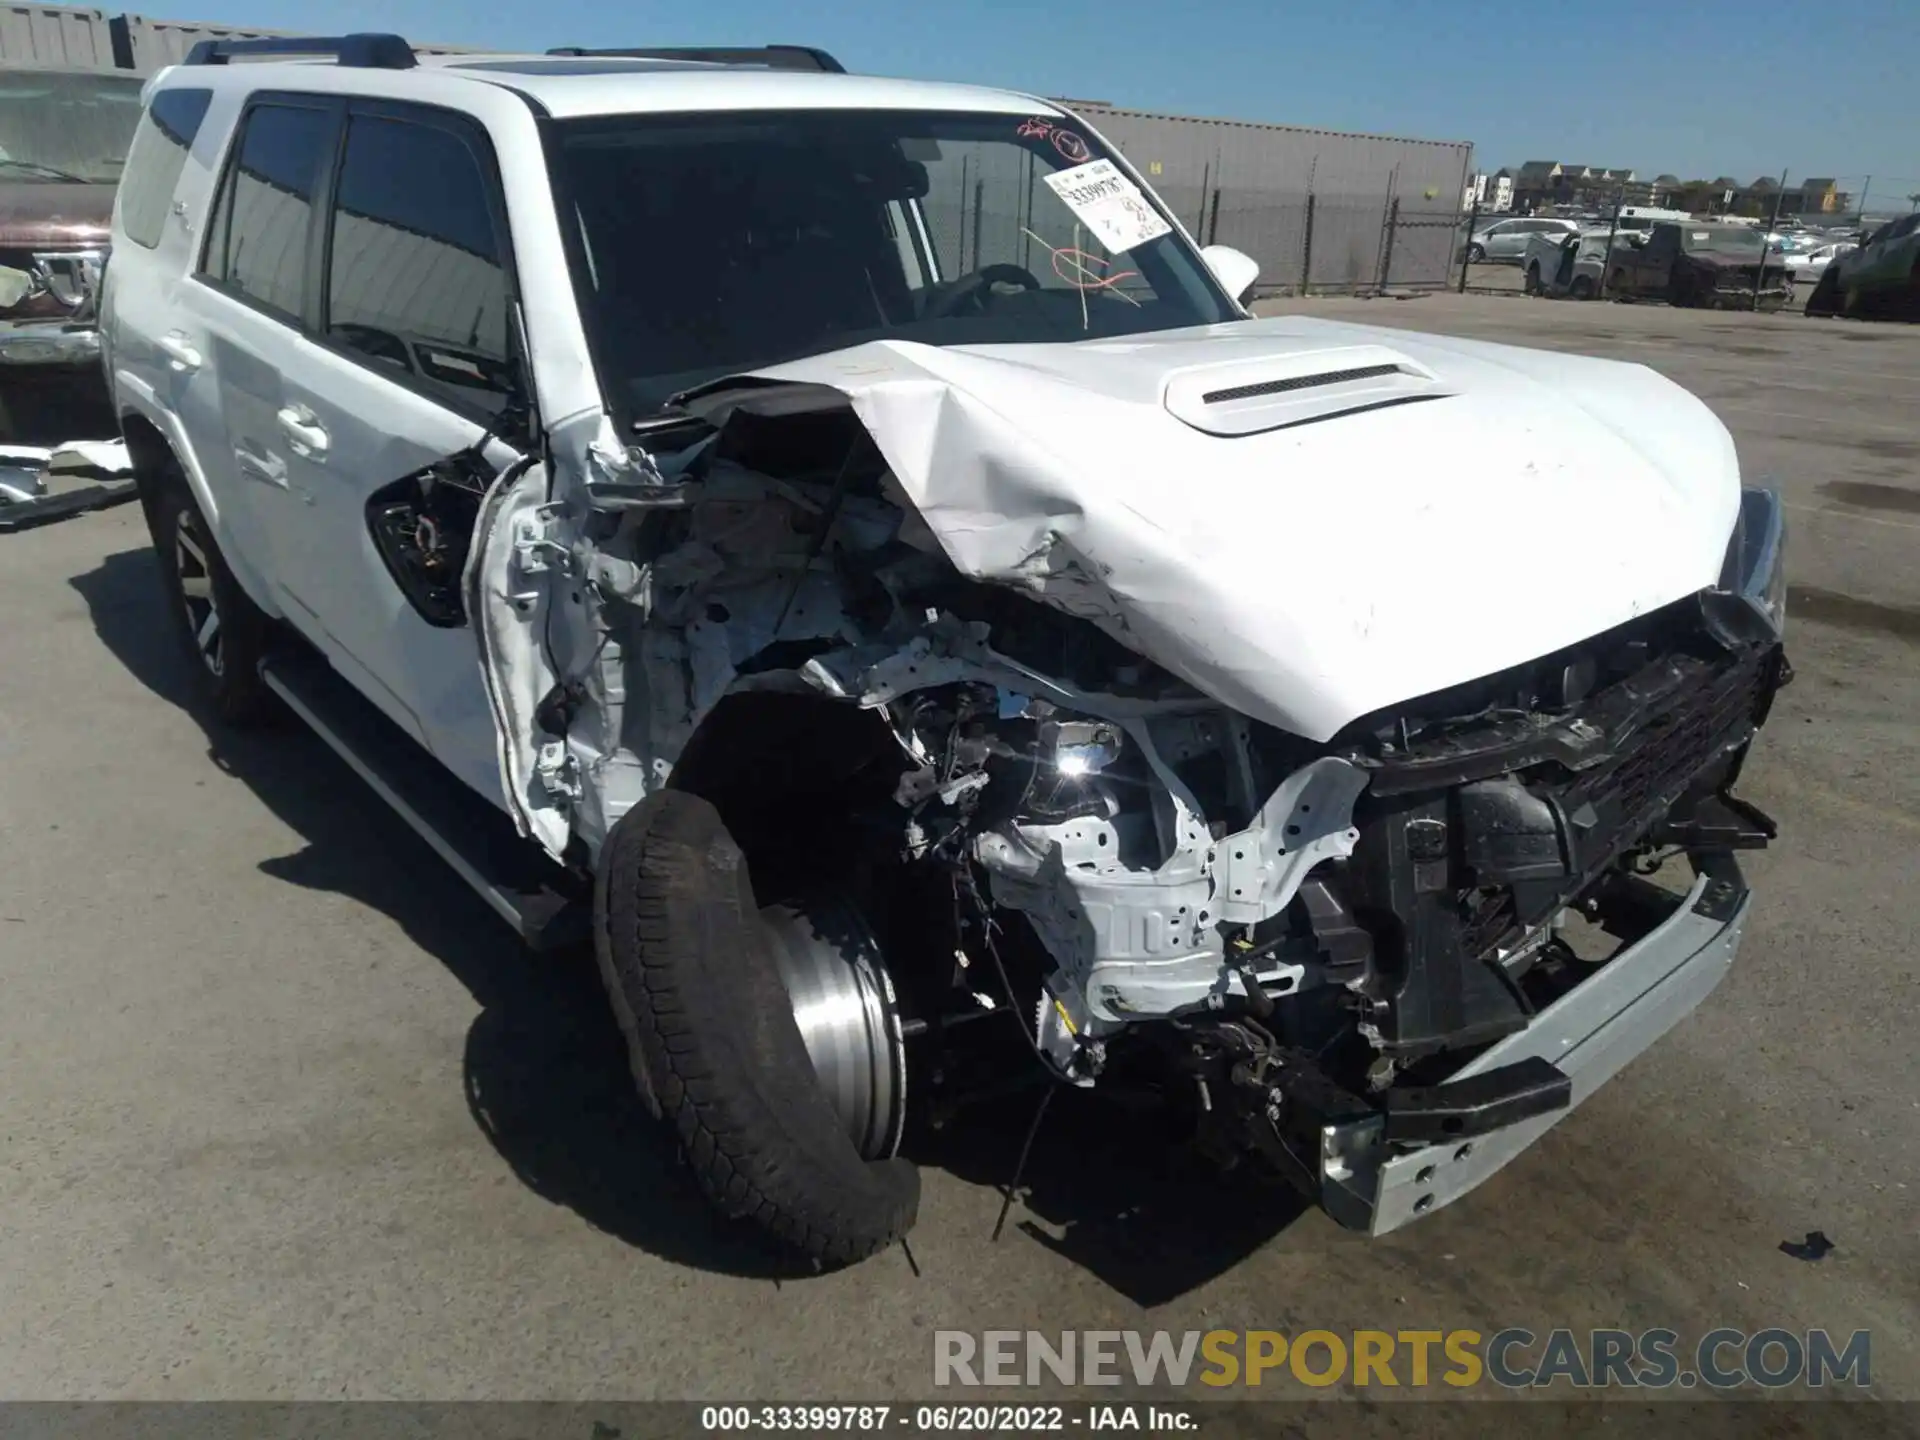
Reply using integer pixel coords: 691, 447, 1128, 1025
1319, 854, 1751, 1235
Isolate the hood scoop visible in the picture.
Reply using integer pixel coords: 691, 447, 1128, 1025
1163, 344, 1450, 437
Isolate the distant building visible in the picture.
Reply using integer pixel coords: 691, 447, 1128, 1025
1511, 161, 1654, 212
1463, 168, 1515, 213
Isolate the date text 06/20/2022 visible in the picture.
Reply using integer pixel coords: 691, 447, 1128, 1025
700, 1406, 1195, 1431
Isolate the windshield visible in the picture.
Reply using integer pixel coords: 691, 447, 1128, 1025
548, 108, 1235, 418
1682, 226, 1765, 255
0, 69, 144, 183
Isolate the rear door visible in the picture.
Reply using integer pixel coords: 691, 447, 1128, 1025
271, 99, 529, 802
189, 95, 340, 610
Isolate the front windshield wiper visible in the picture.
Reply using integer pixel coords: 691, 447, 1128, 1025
0, 159, 93, 183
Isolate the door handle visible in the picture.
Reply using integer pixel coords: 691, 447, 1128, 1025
276, 405, 330, 459
157, 330, 201, 373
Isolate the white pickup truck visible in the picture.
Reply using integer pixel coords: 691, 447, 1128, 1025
1521, 229, 1615, 299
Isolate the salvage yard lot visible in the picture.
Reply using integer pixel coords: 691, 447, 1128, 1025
0, 295, 1915, 1408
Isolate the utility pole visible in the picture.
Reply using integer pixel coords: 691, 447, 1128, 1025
1762, 167, 1788, 312
1856, 174, 1870, 225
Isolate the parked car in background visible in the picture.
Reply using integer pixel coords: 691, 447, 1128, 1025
1465, 216, 1578, 263
1783, 241, 1856, 283
0, 64, 142, 443
1606, 221, 1792, 311
1805, 213, 1920, 319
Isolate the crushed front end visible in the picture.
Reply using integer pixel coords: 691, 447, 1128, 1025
505, 365, 1788, 1238
916, 493, 1790, 1232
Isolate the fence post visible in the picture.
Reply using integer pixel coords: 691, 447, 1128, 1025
1206, 187, 1222, 246
1301, 192, 1315, 294
1459, 196, 1479, 292
971, 178, 984, 277
1598, 190, 1623, 298
1378, 196, 1400, 290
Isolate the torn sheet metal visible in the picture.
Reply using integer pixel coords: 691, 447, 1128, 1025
0, 437, 136, 533
688, 315, 1743, 741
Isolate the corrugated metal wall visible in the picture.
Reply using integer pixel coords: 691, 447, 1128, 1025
0, 4, 472, 70
0, 3, 114, 68
1065, 103, 1474, 292
112, 13, 474, 71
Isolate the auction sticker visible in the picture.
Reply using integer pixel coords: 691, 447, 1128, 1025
1042, 159, 1172, 254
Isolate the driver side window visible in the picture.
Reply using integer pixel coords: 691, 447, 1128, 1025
324, 109, 515, 417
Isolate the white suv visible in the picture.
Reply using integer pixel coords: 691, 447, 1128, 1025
105, 34, 1789, 1268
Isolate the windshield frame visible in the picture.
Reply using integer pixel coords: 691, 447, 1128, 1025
538, 105, 1238, 436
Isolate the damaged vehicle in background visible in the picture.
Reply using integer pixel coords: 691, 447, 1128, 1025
1605, 220, 1793, 310
0, 64, 142, 444
1805, 212, 1920, 320
105, 37, 1790, 1267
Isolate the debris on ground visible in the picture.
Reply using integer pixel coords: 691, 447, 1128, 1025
0, 438, 136, 533
1778, 1230, 1836, 1262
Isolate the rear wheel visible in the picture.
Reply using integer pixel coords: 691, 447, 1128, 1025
1570, 275, 1595, 300
150, 477, 276, 725
595, 790, 920, 1268
1523, 264, 1541, 295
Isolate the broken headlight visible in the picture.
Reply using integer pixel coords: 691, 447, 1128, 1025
999, 711, 1128, 824
1719, 485, 1787, 633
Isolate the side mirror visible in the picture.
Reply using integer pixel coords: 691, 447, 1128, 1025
1201, 244, 1260, 304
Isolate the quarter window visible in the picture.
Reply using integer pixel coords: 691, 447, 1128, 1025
202, 102, 332, 322
119, 87, 212, 249
324, 113, 513, 411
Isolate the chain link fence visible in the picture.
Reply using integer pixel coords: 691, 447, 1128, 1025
1190, 189, 1464, 295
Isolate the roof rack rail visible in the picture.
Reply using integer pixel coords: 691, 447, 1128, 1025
183, 33, 418, 70
543, 44, 845, 73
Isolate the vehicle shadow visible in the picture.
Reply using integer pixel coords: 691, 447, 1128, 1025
69, 543, 792, 1280
71, 541, 1309, 1300
908, 1086, 1311, 1307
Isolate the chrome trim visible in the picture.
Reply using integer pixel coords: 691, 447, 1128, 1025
0, 323, 100, 366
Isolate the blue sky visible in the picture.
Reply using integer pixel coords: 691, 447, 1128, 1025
173, 0, 1918, 199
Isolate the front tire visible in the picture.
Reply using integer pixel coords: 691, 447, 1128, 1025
150, 478, 275, 726
1523, 263, 1541, 295
1466, 242, 1485, 264
594, 791, 920, 1268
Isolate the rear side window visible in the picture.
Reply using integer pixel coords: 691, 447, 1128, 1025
325, 113, 514, 412
119, 88, 212, 249
201, 102, 332, 323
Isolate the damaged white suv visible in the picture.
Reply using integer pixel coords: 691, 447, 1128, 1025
105, 35, 1790, 1266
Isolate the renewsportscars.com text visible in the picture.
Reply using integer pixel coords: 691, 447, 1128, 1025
933, 1328, 1872, 1390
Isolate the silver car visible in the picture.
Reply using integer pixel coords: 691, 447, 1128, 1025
1467, 216, 1580, 264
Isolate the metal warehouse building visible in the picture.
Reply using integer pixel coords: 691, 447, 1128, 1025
1, 5, 1474, 292
1063, 102, 1474, 293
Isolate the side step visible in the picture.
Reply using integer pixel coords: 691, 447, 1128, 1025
259, 648, 589, 951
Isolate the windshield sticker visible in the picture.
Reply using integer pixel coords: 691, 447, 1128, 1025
1015, 116, 1092, 164
1041, 159, 1172, 254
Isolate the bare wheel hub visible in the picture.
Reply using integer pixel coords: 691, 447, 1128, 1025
172, 509, 224, 677
761, 898, 908, 1160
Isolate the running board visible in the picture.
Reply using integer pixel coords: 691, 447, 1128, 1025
258, 649, 589, 952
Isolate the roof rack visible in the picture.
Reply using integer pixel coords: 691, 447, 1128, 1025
543, 45, 845, 73
183, 33, 417, 70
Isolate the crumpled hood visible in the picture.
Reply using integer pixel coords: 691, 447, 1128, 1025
736, 314, 1742, 741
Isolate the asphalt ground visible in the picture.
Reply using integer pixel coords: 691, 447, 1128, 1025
1, 295, 1915, 1416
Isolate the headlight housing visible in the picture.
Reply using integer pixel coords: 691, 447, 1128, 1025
1718, 485, 1787, 633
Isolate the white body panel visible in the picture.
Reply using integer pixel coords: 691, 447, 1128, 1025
741, 315, 1741, 742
